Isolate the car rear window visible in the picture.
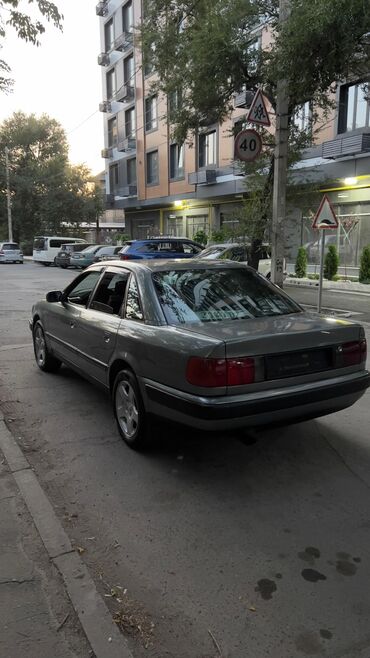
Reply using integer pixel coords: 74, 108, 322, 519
153, 268, 300, 324
2, 243, 19, 250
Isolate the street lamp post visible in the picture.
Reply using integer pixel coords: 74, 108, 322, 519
4, 147, 13, 242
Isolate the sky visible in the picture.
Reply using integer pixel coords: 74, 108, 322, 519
0, 0, 104, 174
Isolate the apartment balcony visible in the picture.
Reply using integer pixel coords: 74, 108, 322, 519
322, 133, 370, 159
96, 1, 108, 16
98, 52, 110, 66
113, 31, 134, 52
99, 100, 112, 113
115, 84, 135, 103
233, 89, 254, 109
188, 169, 217, 185
101, 147, 113, 159
117, 136, 136, 152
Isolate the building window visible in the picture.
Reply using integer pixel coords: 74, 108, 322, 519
144, 43, 156, 77
107, 117, 117, 147
106, 68, 116, 101
338, 81, 370, 134
104, 18, 114, 52
198, 129, 217, 168
109, 163, 119, 194
125, 106, 135, 138
169, 143, 184, 179
293, 101, 312, 132
123, 54, 134, 86
168, 89, 182, 119
127, 158, 136, 185
122, 0, 133, 33
145, 95, 158, 131
146, 150, 158, 185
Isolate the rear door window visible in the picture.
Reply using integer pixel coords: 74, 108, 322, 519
125, 275, 144, 321
89, 271, 129, 315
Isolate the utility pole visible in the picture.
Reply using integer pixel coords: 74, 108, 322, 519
271, 0, 290, 287
5, 147, 13, 242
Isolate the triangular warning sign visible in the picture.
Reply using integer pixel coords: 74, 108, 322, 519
312, 195, 339, 229
247, 90, 271, 127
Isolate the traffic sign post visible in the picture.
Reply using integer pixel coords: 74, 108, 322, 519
247, 90, 271, 127
234, 129, 262, 162
312, 195, 339, 312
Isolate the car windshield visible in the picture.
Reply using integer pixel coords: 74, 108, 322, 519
153, 268, 301, 324
200, 247, 226, 259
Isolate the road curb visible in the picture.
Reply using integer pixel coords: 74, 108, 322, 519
0, 412, 133, 658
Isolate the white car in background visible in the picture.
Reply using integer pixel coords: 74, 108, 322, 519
0, 241, 23, 264
198, 243, 280, 279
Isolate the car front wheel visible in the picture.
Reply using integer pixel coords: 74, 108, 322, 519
113, 369, 148, 450
33, 321, 61, 373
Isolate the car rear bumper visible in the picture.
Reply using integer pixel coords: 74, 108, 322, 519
142, 371, 370, 430
0, 255, 23, 262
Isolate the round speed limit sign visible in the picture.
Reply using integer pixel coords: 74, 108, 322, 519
234, 129, 262, 162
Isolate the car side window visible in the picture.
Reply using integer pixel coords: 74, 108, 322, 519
125, 275, 144, 321
183, 243, 200, 254
66, 271, 102, 306
90, 272, 129, 315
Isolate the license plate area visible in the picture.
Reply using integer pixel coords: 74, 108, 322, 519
265, 348, 333, 380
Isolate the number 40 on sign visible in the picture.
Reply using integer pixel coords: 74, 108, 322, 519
234, 129, 262, 162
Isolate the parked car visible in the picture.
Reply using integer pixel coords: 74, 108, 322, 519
119, 238, 203, 260
55, 243, 95, 269
70, 245, 121, 269
303, 235, 354, 263
0, 241, 23, 264
30, 259, 369, 450
198, 242, 282, 279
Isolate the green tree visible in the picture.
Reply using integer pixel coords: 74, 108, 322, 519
140, 0, 370, 266
0, 112, 98, 243
295, 246, 307, 278
359, 245, 370, 284
324, 244, 339, 280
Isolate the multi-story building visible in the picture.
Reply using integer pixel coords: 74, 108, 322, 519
97, 0, 370, 266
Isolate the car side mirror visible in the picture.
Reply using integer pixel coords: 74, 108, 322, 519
46, 290, 63, 303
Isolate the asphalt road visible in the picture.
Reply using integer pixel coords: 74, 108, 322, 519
1, 262, 370, 658
287, 284, 370, 323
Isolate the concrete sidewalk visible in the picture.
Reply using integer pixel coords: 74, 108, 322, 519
0, 453, 91, 658
285, 276, 370, 293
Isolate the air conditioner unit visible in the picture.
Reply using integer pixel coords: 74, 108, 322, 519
322, 133, 370, 159
113, 31, 134, 52
117, 137, 136, 152
96, 1, 108, 16
115, 84, 135, 103
101, 148, 113, 158
118, 185, 137, 197
99, 100, 112, 113
98, 52, 110, 66
234, 89, 255, 109
188, 169, 217, 185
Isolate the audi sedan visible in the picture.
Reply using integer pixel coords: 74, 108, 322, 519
30, 260, 369, 450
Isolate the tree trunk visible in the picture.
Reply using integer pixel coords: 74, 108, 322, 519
249, 157, 275, 273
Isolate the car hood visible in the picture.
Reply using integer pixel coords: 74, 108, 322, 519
174, 312, 362, 357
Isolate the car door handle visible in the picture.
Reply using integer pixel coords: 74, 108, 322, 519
103, 333, 110, 343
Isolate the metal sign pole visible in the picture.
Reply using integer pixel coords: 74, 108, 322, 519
317, 229, 326, 313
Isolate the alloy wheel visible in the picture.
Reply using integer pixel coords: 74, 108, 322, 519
115, 380, 139, 439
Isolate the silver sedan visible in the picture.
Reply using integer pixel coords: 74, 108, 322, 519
30, 260, 369, 450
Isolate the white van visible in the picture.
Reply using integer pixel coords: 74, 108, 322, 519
33, 236, 87, 265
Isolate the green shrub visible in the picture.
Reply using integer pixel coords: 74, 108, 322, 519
295, 247, 308, 278
210, 229, 227, 243
324, 244, 339, 280
192, 229, 208, 246
359, 245, 370, 284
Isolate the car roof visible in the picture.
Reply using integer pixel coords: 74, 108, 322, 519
127, 238, 198, 244
89, 258, 255, 273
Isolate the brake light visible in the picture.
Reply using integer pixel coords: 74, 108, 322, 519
120, 254, 130, 260
186, 357, 255, 387
341, 339, 367, 366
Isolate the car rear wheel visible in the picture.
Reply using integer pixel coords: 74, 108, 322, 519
33, 321, 61, 373
113, 369, 148, 450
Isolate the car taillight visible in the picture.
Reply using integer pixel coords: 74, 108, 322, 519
186, 357, 255, 387
341, 339, 367, 366
120, 254, 129, 260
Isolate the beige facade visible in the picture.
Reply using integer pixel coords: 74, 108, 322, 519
97, 1, 370, 264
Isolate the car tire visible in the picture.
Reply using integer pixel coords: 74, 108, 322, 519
33, 321, 61, 373
113, 369, 148, 450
